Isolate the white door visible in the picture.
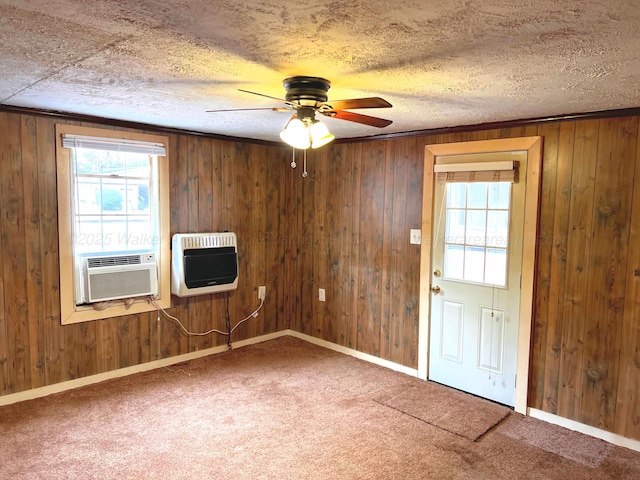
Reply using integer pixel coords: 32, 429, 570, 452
428, 174, 525, 406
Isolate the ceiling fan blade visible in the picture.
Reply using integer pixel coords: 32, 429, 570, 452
206, 107, 289, 113
322, 97, 392, 111
238, 89, 297, 107
323, 110, 393, 128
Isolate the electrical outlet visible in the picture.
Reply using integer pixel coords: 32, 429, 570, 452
319, 288, 326, 302
258, 285, 266, 300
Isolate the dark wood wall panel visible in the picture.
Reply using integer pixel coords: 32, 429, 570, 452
0, 111, 291, 397
294, 116, 640, 441
2, 107, 640, 442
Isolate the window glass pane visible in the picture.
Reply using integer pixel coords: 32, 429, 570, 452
467, 183, 487, 209
74, 150, 100, 175
464, 246, 485, 282
447, 183, 466, 208
485, 248, 507, 286
125, 217, 153, 250
486, 210, 509, 247
101, 215, 128, 252
125, 155, 151, 176
75, 178, 101, 215
488, 183, 511, 209
444, 244, 464, 280
74, 215, 103, 254
445, 209, 466, 244
465, 210, 486, 246
98, 151, 126, 176
100, 178, 126, 213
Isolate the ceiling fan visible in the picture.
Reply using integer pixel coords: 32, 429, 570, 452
207, 76, 393, 150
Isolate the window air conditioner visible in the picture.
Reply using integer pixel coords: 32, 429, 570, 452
80, 253, 158, 304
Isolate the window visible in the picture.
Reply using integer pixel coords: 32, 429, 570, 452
56, 125, 171, 324
443, 182, 511, 286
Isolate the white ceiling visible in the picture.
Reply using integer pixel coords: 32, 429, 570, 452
1, 0, 639, 143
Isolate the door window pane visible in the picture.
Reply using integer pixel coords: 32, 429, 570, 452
486, 210, 509, 247
444, 244, 464, 280
485, 248, 507, 285
465, 210, 487, 246
467, 183, 488, 209
447, 183, 466, 208
488, 183, 511, 209
464, 246, 485, 282
446, 209, 466, 244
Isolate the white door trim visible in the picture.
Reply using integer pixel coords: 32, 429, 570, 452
418, 137, 543, 414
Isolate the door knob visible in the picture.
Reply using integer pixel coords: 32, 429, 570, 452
431, 285, 441, 294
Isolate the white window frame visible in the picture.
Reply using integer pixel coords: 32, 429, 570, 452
56, 125, 171, 324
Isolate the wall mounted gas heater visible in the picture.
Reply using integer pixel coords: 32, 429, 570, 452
171, 232, 238, 297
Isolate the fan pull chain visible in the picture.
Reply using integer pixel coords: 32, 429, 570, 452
291, 148, 297, 169
302, 149, 308, 178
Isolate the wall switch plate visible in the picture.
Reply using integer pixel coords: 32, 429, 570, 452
410, 229, 422, 245
258, 286, 266, 300
319, 288, 326, 302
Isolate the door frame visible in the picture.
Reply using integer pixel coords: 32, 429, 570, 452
418, 137, 543, 414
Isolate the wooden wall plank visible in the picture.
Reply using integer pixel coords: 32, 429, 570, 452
398, 137, 422, 368
348, 143, 363, 350
34, 117, 64, 385
356, 140, 387, 357
580, 117, 637, 431
557, 120, 599, 419
20, 115, 46, 389
264, 147, 286, 331
379, 142, 395, 361
541, 121, 576, 414
166, 134, 190, 357
230, 141, 252, 342
0, 112, 11, 394
1, 113, 30, 392
248, 144, 267, 337
329, 144, 355, 347
300, 149, 317, 337
615, 116, 640, 439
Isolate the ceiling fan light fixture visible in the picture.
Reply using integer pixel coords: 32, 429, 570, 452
309, 121, 335, 149
279, 118, 311, 150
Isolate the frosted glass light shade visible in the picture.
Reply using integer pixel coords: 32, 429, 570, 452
279, 118, 311, 150
309, 121, 335, 149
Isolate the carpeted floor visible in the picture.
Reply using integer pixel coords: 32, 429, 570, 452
1, 336, 639, 479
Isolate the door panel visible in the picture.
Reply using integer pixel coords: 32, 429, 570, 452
440, 300, 464, 362
428, 153, 526, 407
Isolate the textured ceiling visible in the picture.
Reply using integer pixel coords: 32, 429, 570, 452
1, 0, 639, 143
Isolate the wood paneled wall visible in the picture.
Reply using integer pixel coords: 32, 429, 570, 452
0, 111, 293, 396
2, 108, 640, 441
295, 120, 640, 441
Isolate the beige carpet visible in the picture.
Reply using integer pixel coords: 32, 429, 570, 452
376, 380, 510, 441
1, 336, 639, 479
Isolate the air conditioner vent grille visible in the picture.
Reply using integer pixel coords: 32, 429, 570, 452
87, 255, 142, 268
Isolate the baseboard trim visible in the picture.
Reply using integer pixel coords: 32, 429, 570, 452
528, 408, 640, 453
0, 330, 291, 407
286, 330, 419, 377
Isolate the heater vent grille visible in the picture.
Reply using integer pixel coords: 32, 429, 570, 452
180, 233, 236, 249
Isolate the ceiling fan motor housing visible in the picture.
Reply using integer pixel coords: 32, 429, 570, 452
283, 76, 331, 107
